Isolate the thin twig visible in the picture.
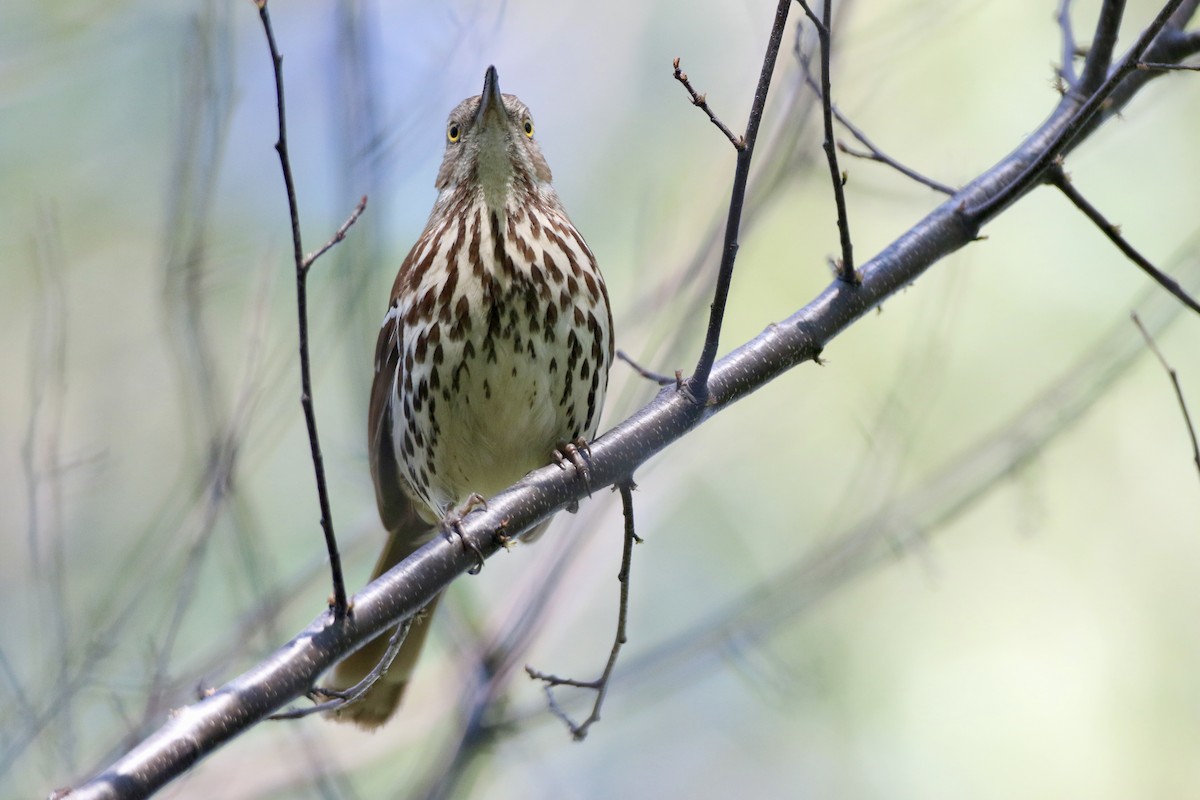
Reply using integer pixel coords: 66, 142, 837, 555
797, 0, 856, 282
526, 481, 641, 741
1107, 13, 1200, 102
672, 58, 745, 150
966, 0, 1188, 222
302, 195, 368, 272
687, 0, 792, 402
792, 36, 955, 196
25, 209, 74, 763
616, 349, 678, 386
1057, 0, 1080, 83
837, 140, 956, 195
269, 619, 412, 720
1131, 313, 1200, 484
1077, 0, 1127, 94
256, 0, 348, 617
1137, 60, 1200, 69
1049, 166, 1200, 316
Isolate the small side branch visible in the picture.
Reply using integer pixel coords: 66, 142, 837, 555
837, 139, 956, 195
256, 0, 350, 617
792, 35, 955, 196
687, 0, 793, 399
1057, 0, 1081, 83
526, 481, 642, 741
1078, 0, 1128, 93
1049, 166, 1200, 316
616, 349, 680, 387
797, 0, 857, 283
1137, 60, 1200, 70
1131, 313, 1200, 484
270, 619, 412, 720
672, 58, 745, 150
302, 195, 368, 272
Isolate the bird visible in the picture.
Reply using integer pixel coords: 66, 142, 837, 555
327, 66, 613, 728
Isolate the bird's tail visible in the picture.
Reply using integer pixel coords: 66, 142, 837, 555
326, 519, 440, 730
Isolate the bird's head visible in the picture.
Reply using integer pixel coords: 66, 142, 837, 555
435, 66, 553, 212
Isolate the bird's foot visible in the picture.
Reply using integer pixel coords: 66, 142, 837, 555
440, 493, 487, 574
553, 438, 593, 509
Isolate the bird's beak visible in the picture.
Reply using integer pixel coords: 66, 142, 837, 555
475, 65, 507, 129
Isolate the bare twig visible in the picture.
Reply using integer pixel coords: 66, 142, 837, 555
301, 195, 368, 271
412, 509, 611, 800
1077, 0, 1127, 93
687, 0, 792, 401
256, 0, 349, 617
616, 349, 678, 386
146, 5, 283, 744
24, 209, 74, 767
966, 0, 1188, 222
837, 139, 956, 195
1137, 60, 1200, 69
1049, 166, 1200, 316
1108, 10, 1200, 99
1131, 313, 1200, 483
1057, 0, 1081, 83
270, 618, 412, 720
672, 58, 745, 150
792, 34, 955, 196
526, 482, 641, 740
797, 0, 857, 282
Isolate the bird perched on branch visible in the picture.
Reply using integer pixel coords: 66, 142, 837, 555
328, 66, 613, 728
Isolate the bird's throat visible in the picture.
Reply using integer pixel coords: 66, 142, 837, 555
475, 128, 513, 214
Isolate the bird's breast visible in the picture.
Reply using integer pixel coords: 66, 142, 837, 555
388, 198, 610, 517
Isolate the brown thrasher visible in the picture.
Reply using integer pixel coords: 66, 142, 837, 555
328, 66, 613, 728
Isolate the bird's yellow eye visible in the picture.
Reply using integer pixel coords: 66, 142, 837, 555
523, 119, 534, 138
447, 123, 461, 143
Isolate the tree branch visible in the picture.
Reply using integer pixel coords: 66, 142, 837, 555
301, 195, 368, 273
837, 137, 956, 195
1049, 166, 1200, 316
1058, 0, 1081, 84
256, 0, 350, 617
1132, 313, 1200, 483
687, 0, 792, 400
794, 36, 956, 195
797, 0, 857, 282
270, 616, 411, 720
671, 58, 745, 150
1137, 59, 1200, 69
616, 349, 679, 386
525, 481, 641, 740
965, 0, 1188, 223
1077, 0, 1127, 94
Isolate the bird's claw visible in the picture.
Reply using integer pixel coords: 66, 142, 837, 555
440, 493, 488, 574
553, 437, 593, 500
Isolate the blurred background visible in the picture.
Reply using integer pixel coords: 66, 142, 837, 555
3, 0, 1200, 797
